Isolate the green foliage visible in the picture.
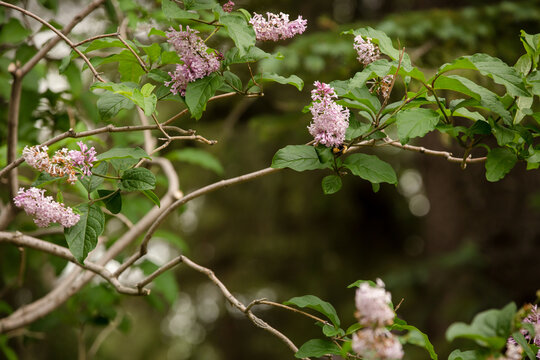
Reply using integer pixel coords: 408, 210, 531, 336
295, 339, 341, 358
343, 154, 397, 185
97, 189, 122, 214
284, 294, 341, 327
185, 73, 224, 120
166, 148, 224, 175
485, 148, 518, 182
64, 203, 105, 263
321, 175, 342, 194
272, 145, 332, 171
120, 168, 156, 191
396, 108, 441, 144
446, 302, 516, 350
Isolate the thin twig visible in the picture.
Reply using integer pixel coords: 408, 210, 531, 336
382, 138, 487, 163
247, 299, 330, 325
74, 33, 119, 47
0, 1, 105, 82
114, 167, 281, 277
136, 256, 183, 289
116, 33, 148, 72
0, 125, 188, 178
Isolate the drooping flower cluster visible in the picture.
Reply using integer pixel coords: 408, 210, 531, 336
353, 35, 381, 66
23, 142, 97, 184
352, 279, 404, 360
222, 0, 234, 13
505, 305, 540, 359
165, 26, 221, 96
307, 81, 349, 148
13, 187, 80, 228
249, 12, 307, 42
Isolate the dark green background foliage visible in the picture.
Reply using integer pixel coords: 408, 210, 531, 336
1, 0, 540, 359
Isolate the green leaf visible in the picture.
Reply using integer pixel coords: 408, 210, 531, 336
512, 331, 537, 360
223, 46, 270, 66
0, 18, 31, 44
149, 28, 166, 37
166, 148, 224, 175
343, 154, 397, 184
344, 27, 400, 60
485, 148, 517, 182
396, 108, 440, 144
97, 190, 122, 214
392, 323, 438, 360
31, 172, 66, 187
284, 295, 340, 327
438, 53, 530, 97
97, 93, 135, 121
253, 73, 304, 91
185, 73, 224, 120
295, 339, 341, 358
346, 118, 371, 140
434, 75, 512, 124
322, 324, 345, 337
80, 161, 108, 193
219, 13, 256, 56
120, 168, 156, 191
96, 147, 150, 162
91, 82, 156, 116
141, 43, 161, 66
271, 145, 332, 171
322, 175, 342, 195
520, 30, 540, 68
446, 302, 516, 350
448, 350, 486, 360
162, 0, 199, 19
141, 190, 160, 207
221, 70, 242, 92
64, 204, 105, 263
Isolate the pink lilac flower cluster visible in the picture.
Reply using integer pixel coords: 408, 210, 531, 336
165, 26, 221, 96
249, 12, 307, 42
222, 0, 234, 13
353, 35, 381, 66
352, 279, 404, 360
505, 305, 540, 359
23, 142, 97, 184
13, 187, 80, 228
352, 328, 404, 360
307, 81, 349, 148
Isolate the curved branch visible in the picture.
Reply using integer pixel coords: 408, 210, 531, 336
113, 166, 281, 277
382, 137, 487, 164
0, 1, 104, 82
0, 158, 180, 333
0, 232, 147, 296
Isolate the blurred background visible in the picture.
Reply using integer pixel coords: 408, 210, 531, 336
1, 0, 540, 359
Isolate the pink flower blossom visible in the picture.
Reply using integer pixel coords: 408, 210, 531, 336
249, 12, 307, 42
14, 187, 80, 228
165, 26, 221, 96
69, 141, 97, 177
352, 328, 404, 360
222, 1, 234, 13
307, 81, 349, 147
354, 35, 380, 66
355, 278, 395, 326
23, 143, 97, 184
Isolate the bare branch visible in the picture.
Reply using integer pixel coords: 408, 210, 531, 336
0, 2, 105, 82
0, 232, 148, 296
382, 137, 487, 164
73, 33, 119, 47
19, 0, 107, 76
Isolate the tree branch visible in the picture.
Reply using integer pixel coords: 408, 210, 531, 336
0, 1, 105, 82
0, 232, 148, 296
